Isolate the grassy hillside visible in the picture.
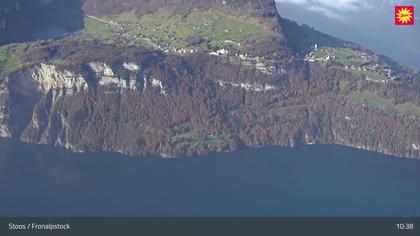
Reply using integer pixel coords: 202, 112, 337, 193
83, 10, 279, 53
0, 44, 27, 74
348, 91, 420, 117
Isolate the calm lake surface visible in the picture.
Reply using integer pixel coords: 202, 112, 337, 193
31, 25, 69, 40
0, 138, 419, 217
0, 0, 83, 45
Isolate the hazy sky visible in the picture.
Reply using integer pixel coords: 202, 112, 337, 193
275, 0, 420, 69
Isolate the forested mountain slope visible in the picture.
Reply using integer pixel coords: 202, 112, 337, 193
0, 0, 418, 158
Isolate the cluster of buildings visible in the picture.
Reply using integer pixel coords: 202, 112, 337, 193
110, 20, 204, 55
304, 45, 334, 62
99, 16, 282, 75
107, 15, 249, 56
344, 63, 397, 81
304, 45, 399, 82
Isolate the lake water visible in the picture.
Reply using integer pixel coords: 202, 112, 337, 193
31, 25, 69, 40
0, 0, 83, 45
0, 138, 419, 217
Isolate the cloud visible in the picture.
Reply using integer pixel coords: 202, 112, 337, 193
306, 6, 345, 19
276, 0, 373, 19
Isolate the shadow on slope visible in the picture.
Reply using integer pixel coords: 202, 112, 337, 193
279, 17, 345, 55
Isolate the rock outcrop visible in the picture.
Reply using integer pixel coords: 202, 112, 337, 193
0, 76, 11, 137
31, 63, 88, 93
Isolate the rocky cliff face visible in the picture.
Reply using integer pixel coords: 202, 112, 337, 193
0, 76, 11, 137
0, 0, 418, 158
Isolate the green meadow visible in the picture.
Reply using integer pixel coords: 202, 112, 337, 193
84, 10, 277, 50
0, 44, 27, 74
348, 91, 420, 117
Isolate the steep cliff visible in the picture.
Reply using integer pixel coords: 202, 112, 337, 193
0, 0, 419, 158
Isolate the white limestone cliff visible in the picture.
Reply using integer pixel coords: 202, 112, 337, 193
123, 62, 140, 72
0, 77, 10, 137
30, 62, 142, 93
150, 77, 168, 95
217, 80, 276, 92
90, 62, 140, 90
31, 63, 88, 94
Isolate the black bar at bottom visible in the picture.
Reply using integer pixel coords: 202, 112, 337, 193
1, 218, 419, 236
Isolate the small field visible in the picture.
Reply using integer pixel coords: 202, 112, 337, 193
311, 47, 390, 82
313, 47, 366, 66
84, 17, 119, 44
0, 44, 27, 74
348, 91, 420, 117
313, 48, 329, 59
343, 68, 387, 82
332, 47, 365, 66
171, 131, 224, 148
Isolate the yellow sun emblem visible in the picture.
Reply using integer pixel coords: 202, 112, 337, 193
396, 7, 413, 24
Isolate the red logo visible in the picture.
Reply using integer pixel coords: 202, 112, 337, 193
395, 6, 415, 25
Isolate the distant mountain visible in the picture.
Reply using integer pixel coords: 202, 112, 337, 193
0, 0, 418, 158
279, 18, 345, 53
275, 1, 420, 70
